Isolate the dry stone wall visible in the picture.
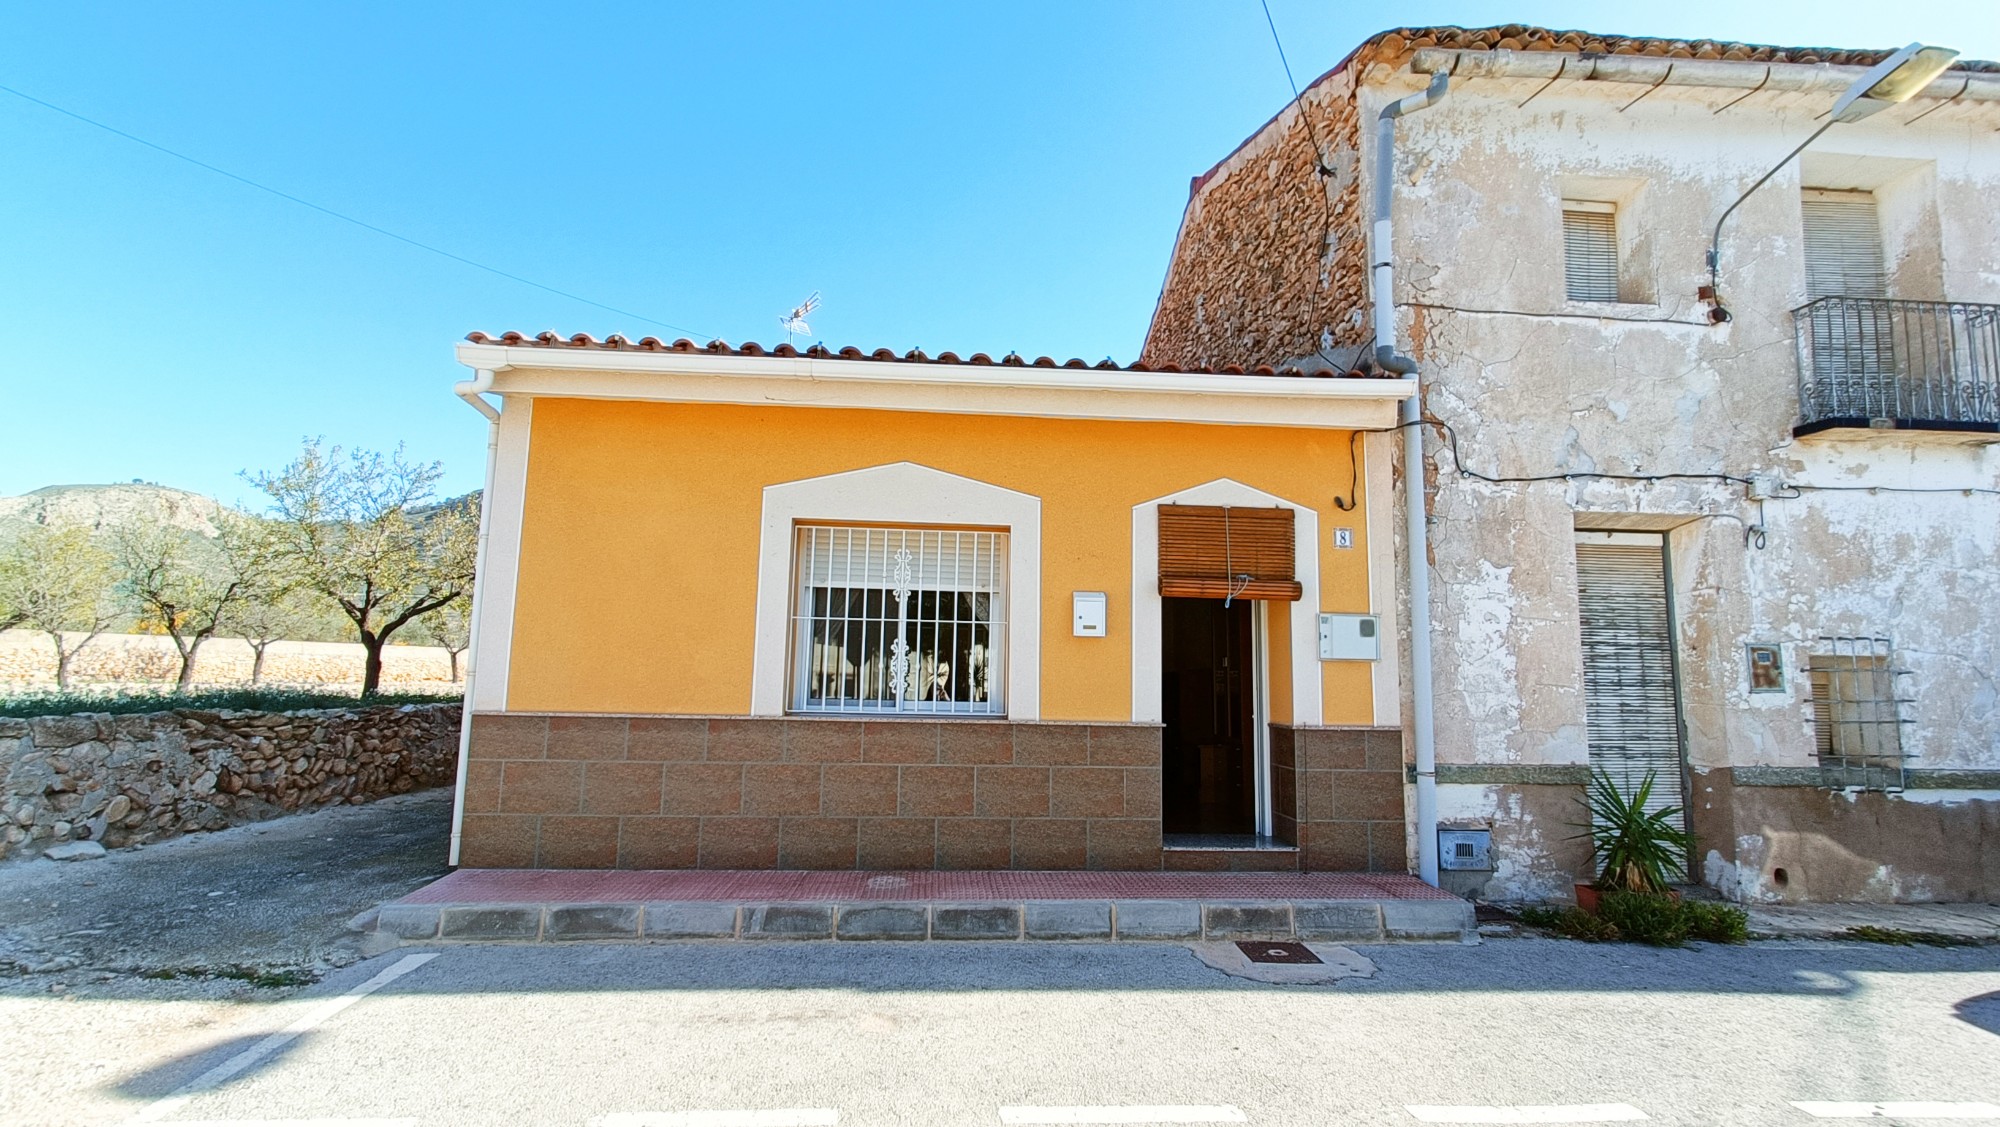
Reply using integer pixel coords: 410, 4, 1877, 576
1141, 45, 1377, 371
0, 702, 460, 860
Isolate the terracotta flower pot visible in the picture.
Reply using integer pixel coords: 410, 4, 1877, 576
1574, 883, 1602, 914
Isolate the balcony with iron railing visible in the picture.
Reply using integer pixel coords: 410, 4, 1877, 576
1793, 297, 2000, 436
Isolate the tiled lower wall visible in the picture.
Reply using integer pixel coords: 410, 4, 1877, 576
458, 714, 1166, 870
1270, 725, 1408, 872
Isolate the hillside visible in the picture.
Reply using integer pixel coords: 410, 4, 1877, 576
0, 483, 234, 538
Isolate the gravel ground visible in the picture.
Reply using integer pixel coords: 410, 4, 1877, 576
0, 787, 451, 1000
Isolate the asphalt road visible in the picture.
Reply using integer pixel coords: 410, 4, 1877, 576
14, 935, 1998, 1127
0, 788, 452, 989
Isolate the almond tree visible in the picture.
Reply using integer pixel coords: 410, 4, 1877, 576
0, 522, 119, 688
219, 582, 318, 685
248, 441, 477, 697
114, 510, 275, 688
417, 596, 472, 682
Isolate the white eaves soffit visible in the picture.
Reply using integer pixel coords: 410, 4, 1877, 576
454, 343, 1413, 430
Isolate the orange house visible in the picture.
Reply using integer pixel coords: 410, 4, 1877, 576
447, 332, 1414, 873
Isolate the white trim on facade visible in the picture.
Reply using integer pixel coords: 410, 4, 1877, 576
453, 344, 1412, 432
469, 396, 533, 712
1363, 431, 1402, 729
1130, 478, 1322, 726
1253, 601, 1273, 836
751, 462, 1043, 720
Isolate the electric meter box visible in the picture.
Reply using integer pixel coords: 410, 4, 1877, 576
1438, 828, 1493, 872
1318, 613, 1380, 660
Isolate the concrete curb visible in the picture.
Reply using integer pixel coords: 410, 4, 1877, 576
371, 896, 1475, 946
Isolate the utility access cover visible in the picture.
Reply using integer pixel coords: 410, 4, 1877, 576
1236, 941, 1322, 965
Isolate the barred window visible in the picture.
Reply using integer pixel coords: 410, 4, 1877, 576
790, 525, 1005, 715
1563, 200, 1620, 303
1807, 636, 1908, 791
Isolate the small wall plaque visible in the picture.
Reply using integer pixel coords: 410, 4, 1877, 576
1747, 643, 1785, 692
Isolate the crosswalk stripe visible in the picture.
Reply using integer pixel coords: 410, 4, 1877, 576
1792, 1104, 2000, 1120
999, 1108, 1247, 1125
595, 1113, 839, 1127
1406, 1107, 1648, 1124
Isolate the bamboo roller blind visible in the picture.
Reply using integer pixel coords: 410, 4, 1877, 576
1157, 504, 1302, 601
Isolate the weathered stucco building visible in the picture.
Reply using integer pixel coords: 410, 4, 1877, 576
1144, 26, 2000, 902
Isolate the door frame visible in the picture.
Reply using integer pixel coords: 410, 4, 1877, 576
1573, 527, 1696, 876
1252, 601, 1273, 837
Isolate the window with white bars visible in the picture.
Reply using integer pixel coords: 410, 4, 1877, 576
1562, 200, 1621, 303
1806, 636, 1908, 791
790, 525, 1005, 715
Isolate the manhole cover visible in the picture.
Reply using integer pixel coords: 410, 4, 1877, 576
1236, 941, 1322, 964
863, 876, 910, 890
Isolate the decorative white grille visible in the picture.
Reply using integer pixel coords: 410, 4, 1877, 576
790, 525, 1005, 715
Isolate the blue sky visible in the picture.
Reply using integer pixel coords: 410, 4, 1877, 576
4, 1, 1994, 502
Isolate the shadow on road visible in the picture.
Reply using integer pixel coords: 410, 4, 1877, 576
292, 934, 2000, 1002
1957, 989, 2000, 1036
109, 1029, 315, 1102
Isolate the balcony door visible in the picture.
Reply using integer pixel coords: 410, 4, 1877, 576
1802, 189, 1893, 416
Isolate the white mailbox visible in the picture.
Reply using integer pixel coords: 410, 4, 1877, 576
1318, 613, 1380, 660
1072, 591, 1107, 637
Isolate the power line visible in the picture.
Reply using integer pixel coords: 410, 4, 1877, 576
0, 81, 713, 340
1258, 0, 1331, 174
1256, 0, 1344, 366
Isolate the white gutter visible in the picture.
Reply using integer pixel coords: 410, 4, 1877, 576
1411, 47, 2000, 103
1372, 71, 1450, 888
446, 368, 500, 867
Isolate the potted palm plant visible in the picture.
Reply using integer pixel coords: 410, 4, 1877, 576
1572, 769, 1693, 913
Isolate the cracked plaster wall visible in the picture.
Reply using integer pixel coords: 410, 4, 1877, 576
1145, 57, 2000, 901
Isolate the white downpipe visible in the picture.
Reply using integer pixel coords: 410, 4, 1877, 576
1372, 73, 1449, 887
447, 368, 500, 866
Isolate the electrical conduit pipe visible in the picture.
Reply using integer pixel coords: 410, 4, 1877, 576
1372, 71, 1448, 886
447, 369, 500, 866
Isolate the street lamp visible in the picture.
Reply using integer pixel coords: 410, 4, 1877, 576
1702, 42, 1959, 321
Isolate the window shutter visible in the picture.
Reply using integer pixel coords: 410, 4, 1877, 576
1562, 201, 1620, 303
1158, 505, 1301, 601
1574, 536, 1688, 855
1802, 191, 1886, 300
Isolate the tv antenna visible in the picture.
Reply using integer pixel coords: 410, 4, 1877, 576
780, 291, 820, 344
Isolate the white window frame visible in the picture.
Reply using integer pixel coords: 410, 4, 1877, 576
788, 524, 1008, 716
750, 462, 1041, 719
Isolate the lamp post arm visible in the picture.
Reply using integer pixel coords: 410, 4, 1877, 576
1707, 117, 1838, 293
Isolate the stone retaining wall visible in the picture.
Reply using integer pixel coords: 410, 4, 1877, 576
0, 702, 461, 860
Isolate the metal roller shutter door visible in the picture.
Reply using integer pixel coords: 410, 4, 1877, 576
1574, 534, 1689, 858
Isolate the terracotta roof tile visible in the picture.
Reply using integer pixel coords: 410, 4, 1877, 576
463, 331, 1393, 380
1366, 25, 1995, 71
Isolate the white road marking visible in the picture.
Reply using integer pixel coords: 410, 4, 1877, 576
121, 953, 440, 1126
595, 1113, 839, 1127
999, 1108, 1248, 1124
1406, 1107, 1648, 1124
163, 1121, 418, 1126
1792, 1104, 2000, 1120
